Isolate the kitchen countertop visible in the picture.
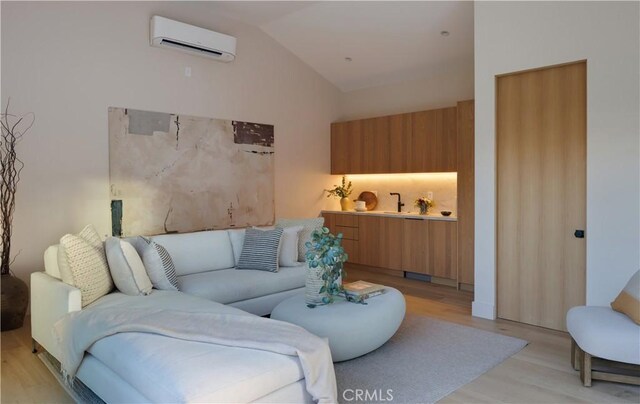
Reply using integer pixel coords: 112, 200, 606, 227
322, 210, 457, 222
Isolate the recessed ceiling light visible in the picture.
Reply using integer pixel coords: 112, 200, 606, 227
440, 31, 450, 37
345, 57, 352, 62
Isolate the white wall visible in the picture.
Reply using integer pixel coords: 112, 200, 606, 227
337, 62, 474, 121
474, 1, 640, 318
1, 2, 341, 285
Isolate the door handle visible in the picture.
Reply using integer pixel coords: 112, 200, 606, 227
574, 230, 585, 238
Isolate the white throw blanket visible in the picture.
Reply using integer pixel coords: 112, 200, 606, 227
53, 307, 337, 403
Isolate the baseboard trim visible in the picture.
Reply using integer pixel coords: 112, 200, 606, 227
472, 300, 496, 320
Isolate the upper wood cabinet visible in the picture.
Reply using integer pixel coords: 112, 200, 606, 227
331, 120, 363, 174
410, 107, 457, 172
389, 113, 412, 173
330, 122, 349, 174
361, 117, 390, 173
331, 107, 457, 174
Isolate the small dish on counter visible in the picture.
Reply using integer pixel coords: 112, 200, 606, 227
440, 211, 452, 217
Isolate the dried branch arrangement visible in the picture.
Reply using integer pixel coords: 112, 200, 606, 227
0, 101, 33, 275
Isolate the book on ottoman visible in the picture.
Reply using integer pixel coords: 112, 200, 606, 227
344, 280, 386, 300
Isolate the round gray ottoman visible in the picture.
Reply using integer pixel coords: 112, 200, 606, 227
271, 287, 406, 362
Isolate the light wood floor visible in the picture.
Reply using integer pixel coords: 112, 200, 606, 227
1, 319, 72, 403
2, 269, 639, 403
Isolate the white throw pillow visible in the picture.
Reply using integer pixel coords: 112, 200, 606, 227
57, 225, 114, 307
105, 237, 153, 296
276, 217, 325, 262
137, 237, 179, 291
227, 229, 246, 267
279, 225, 304, 267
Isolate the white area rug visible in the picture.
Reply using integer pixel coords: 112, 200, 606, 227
39, 315, 527, 404
334, 315, 528, 403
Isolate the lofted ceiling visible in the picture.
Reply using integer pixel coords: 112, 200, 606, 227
212, 1, 474, 92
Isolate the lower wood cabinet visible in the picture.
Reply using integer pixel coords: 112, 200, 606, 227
323, 212, 458, 282
323, 212, 360, 264
358, 215, 403, 270
402, 218, 429, 274
426, 220, 457, 280
402, 219, 457, 279
341, 239, 360, 263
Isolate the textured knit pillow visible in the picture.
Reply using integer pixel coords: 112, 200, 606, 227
57, 225, 114, 306
138, 237, 179, 291
611, 270, 640, 324
276, 217, 324, 262
105, 237, 153, 296
236, 228, 283, 272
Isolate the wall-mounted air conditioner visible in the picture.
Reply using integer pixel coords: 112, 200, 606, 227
150, 16, 236, 62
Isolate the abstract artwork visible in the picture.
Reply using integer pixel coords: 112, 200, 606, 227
108, 107, 274, 236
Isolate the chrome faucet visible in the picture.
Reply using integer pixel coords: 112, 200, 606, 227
390, 193, 404, 213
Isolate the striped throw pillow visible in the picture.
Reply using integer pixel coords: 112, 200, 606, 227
611, 270, 640, 324
236, 228, 283, 272
138, 237, 179, 291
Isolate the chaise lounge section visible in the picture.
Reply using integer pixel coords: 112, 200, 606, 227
30, 227, 322, 403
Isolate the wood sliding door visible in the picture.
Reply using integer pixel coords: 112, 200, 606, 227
497, 61, 586, 331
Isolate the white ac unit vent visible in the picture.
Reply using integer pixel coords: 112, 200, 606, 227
150, 16, 236, 62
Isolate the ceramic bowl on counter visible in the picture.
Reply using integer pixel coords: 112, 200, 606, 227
354, 200, 367, 211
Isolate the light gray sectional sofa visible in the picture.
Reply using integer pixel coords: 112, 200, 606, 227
31, 227, 314, 403
148, 230, 306, 316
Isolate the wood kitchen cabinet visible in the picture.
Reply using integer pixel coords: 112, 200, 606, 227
322, 212, 360, 264
358, 215, 403, 271
457, 100, 474, 286
331, 106, 457, 174
332, 117, 389, 174
389, 113, 412, 173
330, 122, 349, 174
331, 120, 363, 174
402, 218, 429, 274
427, 220, 457, 280
402, 218, 457, 280
410, 107, 457, 173
324, 212, 458, 283
361, 116, 390, 173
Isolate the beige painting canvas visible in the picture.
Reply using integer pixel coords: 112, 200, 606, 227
109, 107, 274, 236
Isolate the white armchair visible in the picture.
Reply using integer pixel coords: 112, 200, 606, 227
567, 306, 640, 386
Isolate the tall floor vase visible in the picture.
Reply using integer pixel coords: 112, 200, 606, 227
1, 274, 29, 331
